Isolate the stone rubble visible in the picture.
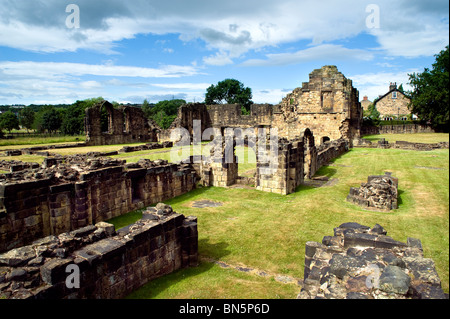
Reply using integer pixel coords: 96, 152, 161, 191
298, 222, 446, 299
347, 172, 398, 211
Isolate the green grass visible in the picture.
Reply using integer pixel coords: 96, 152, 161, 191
363, 133, 449, 144
0, 135, 85, 147
108, 146, 449, 298
0, 133, 448, 298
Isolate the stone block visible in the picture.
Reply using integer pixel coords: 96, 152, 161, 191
40, 258, 73, 285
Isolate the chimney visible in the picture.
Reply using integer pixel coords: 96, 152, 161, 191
363, 96, 368, 101
389, 82, 397, 91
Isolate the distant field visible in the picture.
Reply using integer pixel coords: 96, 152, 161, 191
0, 135, 85, 148
363, 133, 449, 144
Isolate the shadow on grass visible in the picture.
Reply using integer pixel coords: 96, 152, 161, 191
126, 238, 230, 299
397, 189, 405, 207
107, 187, 215, 228
314, 166, 337, 178
164, 186, 214, 206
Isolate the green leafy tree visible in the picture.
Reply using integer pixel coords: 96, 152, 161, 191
205, 79, 253, 112
19, 107, 35, 132
142, 99, 152, 118
61, 97, 104, 135
407, 45, 449, 126
0, 111, 20, 133
147, 99, 185, 129
61, 102, 85, 135
362, 103, 381, 126
41, 107, 63, 133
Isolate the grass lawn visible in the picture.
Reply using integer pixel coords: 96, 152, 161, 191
110, 146, 449, 299
1, 133, 448, 298
0, 135, 85, 148
363, 133, 449, 144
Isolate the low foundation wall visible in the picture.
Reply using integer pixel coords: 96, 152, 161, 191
0, 157, 197, 253
0, 204, 198, 299
316, 139, 349, 169
361, 124, 437, 136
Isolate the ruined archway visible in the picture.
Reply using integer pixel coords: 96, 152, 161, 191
100, 101, 114, 134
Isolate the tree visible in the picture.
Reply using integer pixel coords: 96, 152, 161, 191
41, 107, 63, 133
19, 107, 35, 132
407, 45, 449, 126
61, 102, 85, 135
205, 79, 253, 112
142, 99, 152, 118
362, 103, 381, 126
146, 99, 185, 129
0, 111, 20, 133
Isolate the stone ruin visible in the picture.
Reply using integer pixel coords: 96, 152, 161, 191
298, 222, 446, 299
347, 173, 398, 211
85, 100, 159, 146
160, 65, 363, 146
0, 203, 198, 299
0, 155, 197, 253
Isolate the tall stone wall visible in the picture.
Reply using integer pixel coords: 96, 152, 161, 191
278, 65, 362, 144
0, 157, 196, 253
0, 204, 198, 299
85, 101, 159, 146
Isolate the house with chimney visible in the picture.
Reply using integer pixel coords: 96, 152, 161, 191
360, 96, 372, 110
374, 82, 413, 121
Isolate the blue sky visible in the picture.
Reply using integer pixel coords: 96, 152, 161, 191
0, 0, 448, 105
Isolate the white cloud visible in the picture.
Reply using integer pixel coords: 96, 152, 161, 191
0, 61, 201, 79
0, 0, 446, 60
241, 44, 375, 67
203, 52, 234, 66
150, 83, 211, 90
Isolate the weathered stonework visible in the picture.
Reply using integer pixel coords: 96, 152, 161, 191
0, 204, 198, 299
0, 156, 197, 252
347, 173, 399, 211
163, 66, 362, 147
85, 100, 159, 146
298, 222, 446, 299
353, 138, 449, 151
278, 65, 363, 144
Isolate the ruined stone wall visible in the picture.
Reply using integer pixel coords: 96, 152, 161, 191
85, 101, 158, 146
163, 66, 362, 146
299, 222, 446, 299
279, 65, 362, 144
360, 123, 438, 136
315, 139, 349, 170
347, 173, 399, 211
255, 138, 304, 195
0, 158, 196, 253
0, 204, 198, 299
